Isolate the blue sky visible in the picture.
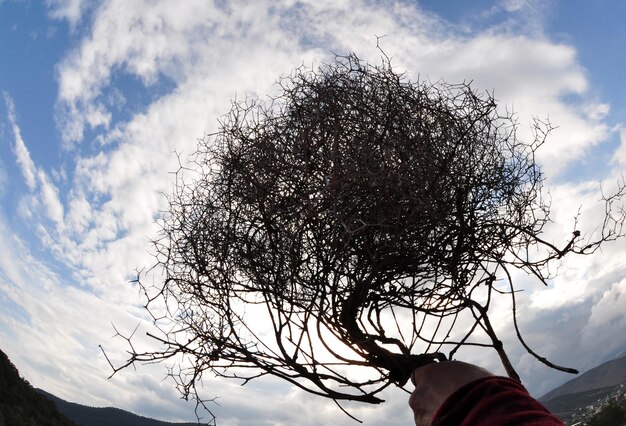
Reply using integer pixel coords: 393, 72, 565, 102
1, 1, 626, 424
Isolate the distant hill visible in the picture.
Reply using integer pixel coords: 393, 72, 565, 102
0, 348, 203, 426
540, 352, 626, 423
540, 353, 626, 401
0, 348, 76, 426
37, 390, 202, 426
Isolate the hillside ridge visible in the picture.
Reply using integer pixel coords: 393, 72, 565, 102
0, 348, 77, 425
0, 347, 202, 426
540, 354, 626, 402
37, 389, 202, 426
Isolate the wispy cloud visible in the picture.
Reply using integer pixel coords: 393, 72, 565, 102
481, 0, 557, 36
5, 93, 37, 190
4, 93, 65, 226
46, 0, 90, 27
612, 128, 626, 166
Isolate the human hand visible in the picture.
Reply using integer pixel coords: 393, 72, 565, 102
408, 360, 492, 426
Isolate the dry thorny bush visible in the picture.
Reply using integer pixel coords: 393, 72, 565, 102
103, 53, 626, 423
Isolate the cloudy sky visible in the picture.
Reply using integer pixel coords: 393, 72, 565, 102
1, 0, 625, 424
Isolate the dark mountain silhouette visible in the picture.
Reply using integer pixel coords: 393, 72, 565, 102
36, 390, 202, 426
0, 348, 202, 426
0, 348, 76, 425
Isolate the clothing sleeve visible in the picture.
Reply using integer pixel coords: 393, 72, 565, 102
432, 376, 564, 426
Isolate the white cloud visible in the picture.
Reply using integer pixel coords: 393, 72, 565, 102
396, 34, 603, 177
55, 0, 231, 143
4, 93, 65, 226
46, 0, 89, 27
5, 93, 37, 190
585, 102, 610, 121
612, 127, 626, 166
503, 0, 531, 12
583, 279, 626, 342
38, 170, 64, 225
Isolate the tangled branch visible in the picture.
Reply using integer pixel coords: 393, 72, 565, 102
106, 53, 626, 422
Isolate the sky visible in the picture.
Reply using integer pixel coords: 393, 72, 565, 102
0, 0, 625, 424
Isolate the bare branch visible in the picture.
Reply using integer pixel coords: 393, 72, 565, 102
106, 52, 626, 421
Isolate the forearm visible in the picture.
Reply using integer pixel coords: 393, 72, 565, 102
432, 376, 563, 426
